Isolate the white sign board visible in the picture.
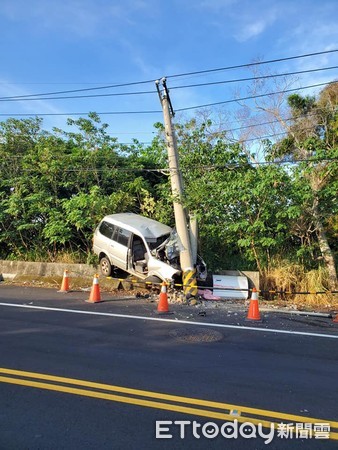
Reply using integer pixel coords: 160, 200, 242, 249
212, 275, 248, 299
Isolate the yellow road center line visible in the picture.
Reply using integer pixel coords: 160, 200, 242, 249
0, 368, 337, 438
0, 375, 276, 429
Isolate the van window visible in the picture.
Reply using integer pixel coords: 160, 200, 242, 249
99, 221, 116, 239
115, 227, 132, 246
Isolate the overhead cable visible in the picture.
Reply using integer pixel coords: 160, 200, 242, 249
175, 81, 334, 112
1, 157, 337, 173
171, 66, 338, 91
0, 65, 337, 102
0, 81, 335, 117
0, 49, 336, 100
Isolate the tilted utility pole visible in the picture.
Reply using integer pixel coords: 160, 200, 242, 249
155, 78, 197, 297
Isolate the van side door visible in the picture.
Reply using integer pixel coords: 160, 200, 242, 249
111, 227, 132, 270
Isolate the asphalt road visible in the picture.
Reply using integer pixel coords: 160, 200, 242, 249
0, 285, 337, 449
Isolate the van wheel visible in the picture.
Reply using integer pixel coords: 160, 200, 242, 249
100, 257, 112, 277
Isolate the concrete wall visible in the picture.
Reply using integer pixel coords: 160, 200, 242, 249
0, 260, 97, 279
0, 260, 260, 290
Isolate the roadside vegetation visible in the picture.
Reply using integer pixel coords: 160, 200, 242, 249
0, 82, 337, 306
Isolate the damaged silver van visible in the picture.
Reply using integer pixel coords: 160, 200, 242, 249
93, 213, 206, 283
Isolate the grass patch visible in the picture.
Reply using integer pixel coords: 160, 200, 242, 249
262, 261, 338, 310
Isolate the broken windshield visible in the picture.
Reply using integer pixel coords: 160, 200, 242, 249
146, 233, 171, 251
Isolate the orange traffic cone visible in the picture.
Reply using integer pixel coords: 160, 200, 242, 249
58, 270, 70, 293
157, 282, 169, 314
87, 274, 101, 303
333, 314, 338, 323
246, 288, 261, 321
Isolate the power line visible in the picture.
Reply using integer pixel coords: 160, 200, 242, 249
0, 110, 162, 117
211, 123, 333, 144
167, 49, 338, 79
202, 111, 323, 135
0, 142, 153, 150
181, 156, 338, 171
0, 80, 335, 117
2, 103, 333, 149
0, 113, 320, 139
0, 80, 156, 100
1, 125, 334, 154
0, 132, 307, 149
181, 157, 338, 171
98, 131, 155, 135
0, 65, 337, 103
12, 81, 324, 118
228, 130, 294, 143
0, 114, 315, 140
0, 111, 330, 145
250, 157, 338, 166
171, 66, 338, 91
175, 81, 335, 112
0, 89, 157, 102
0, 49, 336, 100
1, 157, 337, 173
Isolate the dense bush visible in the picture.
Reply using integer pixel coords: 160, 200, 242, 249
0, 86, 337, 289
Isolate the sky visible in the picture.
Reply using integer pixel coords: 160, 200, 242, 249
0, 0, 337, 144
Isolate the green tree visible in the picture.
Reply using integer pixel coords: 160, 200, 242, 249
0, 115, 138, 260
150, 119, 294, 273
270, 83, 338, 288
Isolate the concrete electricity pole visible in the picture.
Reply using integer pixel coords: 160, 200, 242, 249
155, 78, 197, 297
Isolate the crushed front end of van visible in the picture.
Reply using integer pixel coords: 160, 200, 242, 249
152, 229, 207, 282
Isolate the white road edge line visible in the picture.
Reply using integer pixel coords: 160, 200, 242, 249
0, 302, 337, 340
